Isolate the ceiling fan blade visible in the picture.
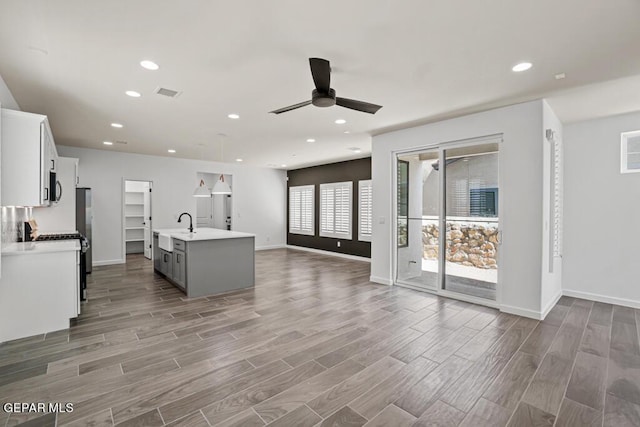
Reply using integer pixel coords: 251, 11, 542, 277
335, 97, 383, 114
309, 58, 331, 93
269, 100, 312, 114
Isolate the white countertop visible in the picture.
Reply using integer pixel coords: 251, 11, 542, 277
2, 240, 81, 256
154, 227, 255, 242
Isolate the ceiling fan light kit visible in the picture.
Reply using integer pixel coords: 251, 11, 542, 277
270, 58, 383, 115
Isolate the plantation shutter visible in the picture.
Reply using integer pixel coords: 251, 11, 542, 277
358, 180, 373, 242
320, 182, 352, 239
289, 185, 314, 235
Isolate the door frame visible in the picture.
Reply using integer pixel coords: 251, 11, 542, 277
391, 134, 503, 309
121, 178, 154, 262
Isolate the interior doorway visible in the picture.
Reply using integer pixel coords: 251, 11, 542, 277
195, 172, 232, 230
123, 180, 153, 259
395, 136, 501, 304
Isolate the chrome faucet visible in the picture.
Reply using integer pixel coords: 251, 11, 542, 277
177, 212, 194, 233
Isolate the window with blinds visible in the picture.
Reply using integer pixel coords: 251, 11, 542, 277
621, 130, 640, 174
289, 185, 314, 235
358, 180, 372, 242
320, 181, 352, 239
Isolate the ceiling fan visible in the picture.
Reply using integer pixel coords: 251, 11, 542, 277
269, 58, 383, 115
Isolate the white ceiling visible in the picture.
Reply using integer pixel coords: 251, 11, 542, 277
1, 0, 639, 169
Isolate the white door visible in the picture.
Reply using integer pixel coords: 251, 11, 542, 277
143, 183, 152, 259
196, 196, 214, 227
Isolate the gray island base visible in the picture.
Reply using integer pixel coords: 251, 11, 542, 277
153, 228, 255, 298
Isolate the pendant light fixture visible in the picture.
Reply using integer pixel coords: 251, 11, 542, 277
211, 175, 232, 194
193, 179, 210, 197
211, 135, 232, 195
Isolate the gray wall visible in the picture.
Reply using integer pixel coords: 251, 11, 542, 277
563, 110, 640, 306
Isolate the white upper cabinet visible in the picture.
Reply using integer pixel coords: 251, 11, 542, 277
1, 109, 59, 207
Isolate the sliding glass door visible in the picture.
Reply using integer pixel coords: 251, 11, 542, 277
396, 149, 440, 290
395, 138, 500, 303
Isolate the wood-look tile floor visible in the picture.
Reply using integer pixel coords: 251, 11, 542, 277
1, 249, 639, 426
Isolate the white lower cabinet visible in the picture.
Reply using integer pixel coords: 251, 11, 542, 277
0, 242, 80, 343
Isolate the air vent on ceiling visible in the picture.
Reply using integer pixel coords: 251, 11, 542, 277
154, 87, 182, 98
115, 140, 128, 145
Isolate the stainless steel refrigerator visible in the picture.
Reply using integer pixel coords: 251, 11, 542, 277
76, 188, 92, 274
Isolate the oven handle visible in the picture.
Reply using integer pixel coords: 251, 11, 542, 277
56, 181, 62, 202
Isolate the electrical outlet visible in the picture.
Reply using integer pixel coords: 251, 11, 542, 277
337, 241, 341, 248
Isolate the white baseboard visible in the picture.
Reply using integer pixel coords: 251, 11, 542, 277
255, 244, 286, 251
563, 289, 640, 310
499, 304, 544, 320
92, 259, 125, 267
370, 275, 393, 285
541, 291, 563, 320
286, 245, 371, 263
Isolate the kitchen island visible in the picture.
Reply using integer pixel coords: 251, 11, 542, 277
153, 227, 255, 298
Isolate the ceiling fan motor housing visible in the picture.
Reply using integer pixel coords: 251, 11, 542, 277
312, 88, 336, 107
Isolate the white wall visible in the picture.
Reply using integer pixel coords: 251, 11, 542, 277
563, 110, 640, 307
540, 101, 563, 313
0, 74, 19, 111
57, 146, 287, 265
372, 100, 546, 318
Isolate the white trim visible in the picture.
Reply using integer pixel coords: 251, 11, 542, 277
286, 245, 370, 263
93, 259, 125, 267
500, 304, 544, 320
541, 290, 563, 319
255, 244, 286, 251
370, 275, 393, 285
563, 289, 640, 310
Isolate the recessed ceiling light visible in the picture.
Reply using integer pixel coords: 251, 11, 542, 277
167, 149, 176, 153
235, 158, 243, 162
512, 62, 532, 72
348, 147, 362, 153
335, 119, 346, 124
110, 123, 123, 128
125, 90, 141, 98
281, 164, 287, 168
140, 60, 159, 71
555, 73, 566, 80
344, 130, 351, 134
103, 141, 113, 146
228, 113, 240, 119
306, 138, 316, 143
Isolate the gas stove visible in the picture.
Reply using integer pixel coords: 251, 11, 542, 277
36, 232, 84, 241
